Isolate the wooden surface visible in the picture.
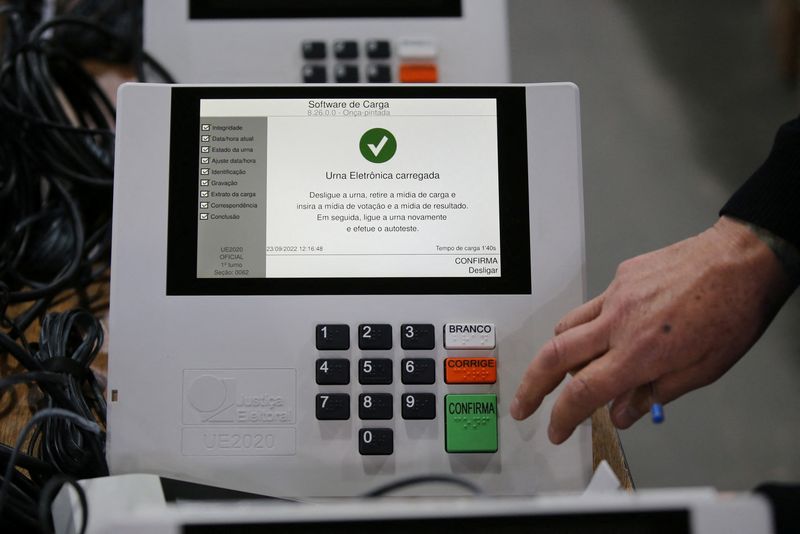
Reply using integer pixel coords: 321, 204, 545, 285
2, 284, 633, 490
592, 407, 634, 489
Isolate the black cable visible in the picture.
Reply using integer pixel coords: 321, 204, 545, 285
0, 408, 101, 518
0, 11, 161, 309
361, 475, 485, 498
0, 3, 174, 531
6, 176, 86, 303
0, 443, 57, 477
0, 310, 107, 529
37, 475, 88, 534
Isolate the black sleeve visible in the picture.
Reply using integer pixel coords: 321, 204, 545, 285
720, 116, 800, 250
754, 483, 800, 534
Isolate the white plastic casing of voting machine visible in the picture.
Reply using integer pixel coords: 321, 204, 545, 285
143, 0, 510, 84
107, 83, 589, 497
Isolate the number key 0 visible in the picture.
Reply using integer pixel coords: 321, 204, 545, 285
359, 428, 393, 455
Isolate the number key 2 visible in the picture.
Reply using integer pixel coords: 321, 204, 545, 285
400, 323, 435, 350
358, 324, 392, 350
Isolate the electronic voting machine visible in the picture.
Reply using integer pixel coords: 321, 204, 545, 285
108, 83, 590, 497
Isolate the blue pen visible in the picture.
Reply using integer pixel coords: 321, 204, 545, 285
649, 382, 664, 424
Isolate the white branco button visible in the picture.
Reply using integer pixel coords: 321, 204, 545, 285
397, 38, 438, 60
444, 323, 496, 350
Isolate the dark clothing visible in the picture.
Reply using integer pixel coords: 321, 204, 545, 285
721, 116, 800, 249
724, 118, 800, 532
755, 483, 800, 534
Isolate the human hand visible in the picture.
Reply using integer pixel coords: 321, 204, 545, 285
510, 216, 797, 444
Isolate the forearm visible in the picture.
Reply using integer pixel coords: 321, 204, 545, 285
711, 217, 798, 329
735, 218, 800, 284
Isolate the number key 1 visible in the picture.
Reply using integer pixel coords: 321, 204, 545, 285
316, 324, 350, 350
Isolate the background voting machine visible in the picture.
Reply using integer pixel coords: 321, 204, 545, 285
143, 0, 510, 84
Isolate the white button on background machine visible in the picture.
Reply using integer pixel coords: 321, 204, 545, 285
443, 323, 496, 349
397, 38, 439, 60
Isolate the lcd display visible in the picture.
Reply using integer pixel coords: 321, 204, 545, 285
189, 0, 462, 19
195, 98, 501, 280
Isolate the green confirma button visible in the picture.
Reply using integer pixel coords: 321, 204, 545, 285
445, 394, 498, 453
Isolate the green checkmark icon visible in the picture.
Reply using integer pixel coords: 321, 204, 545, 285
359, 128, 397, 163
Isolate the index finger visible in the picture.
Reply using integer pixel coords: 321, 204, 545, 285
547, 351, 645, 444
510, 319, 608, 420
554, 294, 605, 335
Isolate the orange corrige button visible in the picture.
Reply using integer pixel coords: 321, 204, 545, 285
399, 63, 438, 83
444, 357, 497, 384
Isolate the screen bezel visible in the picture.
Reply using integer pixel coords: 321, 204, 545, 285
166, 86, 531, 296
188, 0, 462, 19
